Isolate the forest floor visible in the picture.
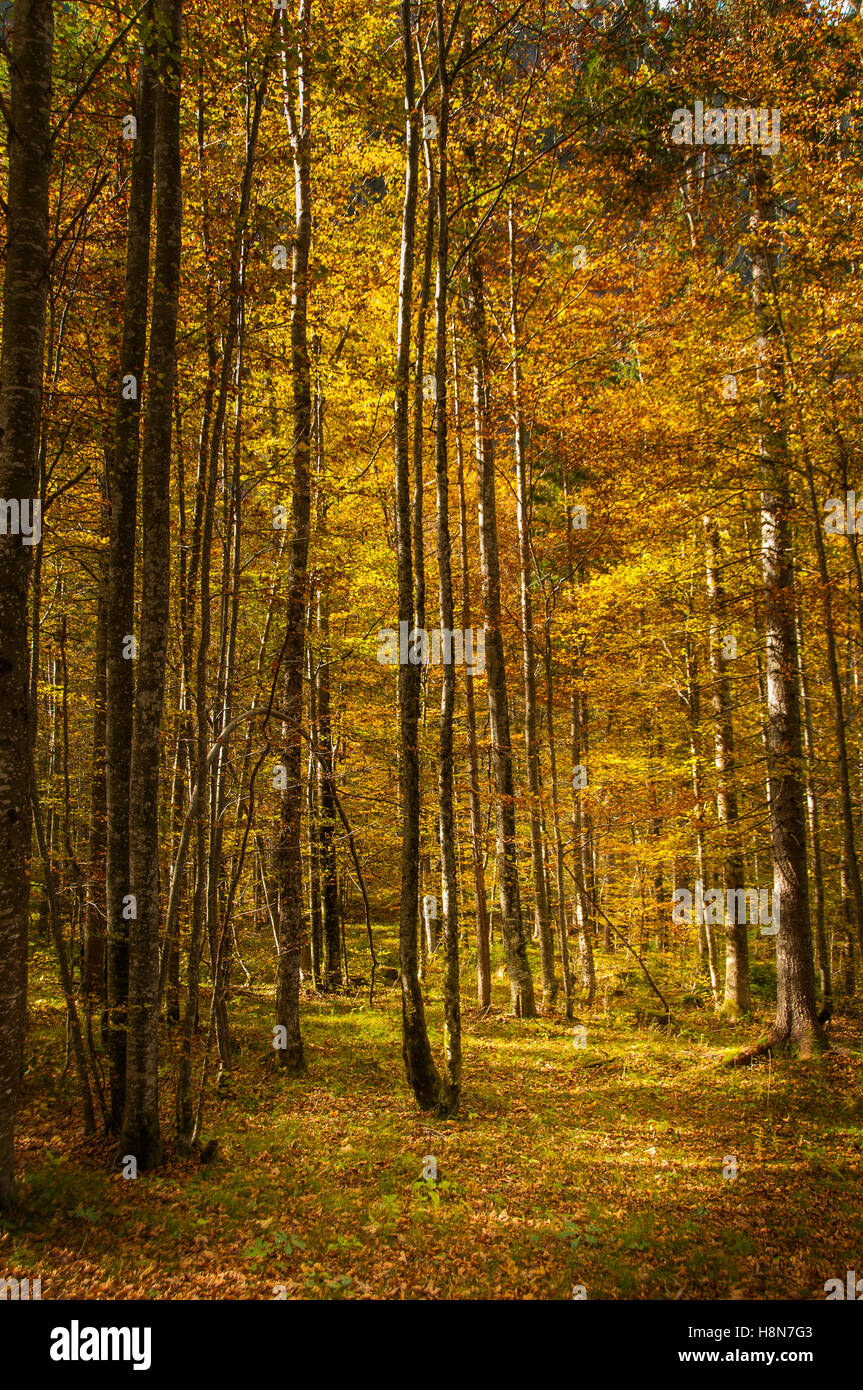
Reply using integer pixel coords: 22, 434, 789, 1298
2, 928, 863, 1300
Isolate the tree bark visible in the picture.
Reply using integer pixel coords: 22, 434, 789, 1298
83, 558, 108, 1001
0, 0, 54, 1209
315, 392, 341, 995
508, 202, 556, 1009
121, 0, 183, 1169
274, 0, 313, 1073
452, 322, 490, 1008
797, 422, 863, 961
570, 682, 596, 1002
306, 621, 324, 987
433, 0, 460, 1112
541, 608, 574, 1017
465, 249, 536, 1018
105, 1, 157, 1133
748, 153, 823, 1057
394, 0, 442, 1109
683, 621, 720, 1001
704, 515, 750, 1017
795, 606, 831, 1013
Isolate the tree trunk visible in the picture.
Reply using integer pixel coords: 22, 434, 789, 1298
508, 203, 556, 1010
542, 610, 574, 1017
704, 516, 750, 1017
315, 397, 341, 995
394, 0, 442, 1109
0, 0, 54, 1209
83, 559, 108, 1001
795, 606, 831, 1013
433, 0, 460, 1112
452, 323, 490, 1008
274, 0, 313, 1073
121, 0, 183, 1169
306, 634, 324, 987
105, 1, 157, 1132
749, 153, 823, 1057
570, 683, 596, 1002
465, 249, 536, 1018
797, 425, 863, 961
683, 622, 720, 1001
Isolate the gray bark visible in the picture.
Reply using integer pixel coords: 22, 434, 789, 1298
452, 322, 490, 1008
274, 0, 313, 1073
433, 0, 460, 1112
795, 607, 831, 1012
750, 154, 823, 1055
394, 0, 442, 1108
466, 250, 536, 1018
121, 0, 184, 1169
704, 516, 750, 1017
508, 203, 556, 1009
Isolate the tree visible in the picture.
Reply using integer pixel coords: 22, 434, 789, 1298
0, 0, 54, 1209
104, 1, 157, 1133
466, 246, 536, 1019
508, 200, 557, 1010
393, 0, 442, 1110
746, 152, 823, 1057
704, 515, 750, 1018
121, 0, 184, 1170
274, 0, 313, 1074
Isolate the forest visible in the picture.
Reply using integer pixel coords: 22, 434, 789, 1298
1, 0, 863, 1309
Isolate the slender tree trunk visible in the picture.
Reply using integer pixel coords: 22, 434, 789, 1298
307, 368, 333, 991
318, 592, 341, 987
58, 611, 85, 960
0, 0, 54, 1209
795, 607, 831, 1013
314, 365, 341, 993
570, 683, 595, 1001
412, 114, 434, 646
542, 609, 574, 1017
166, 702, 185, 1023
394, 0, 441, 1109
208, 327, 246, 1068
306, 634, 324, 987
704, 516, 750, 1017
683, 624, 720, 1001
274, 0, 313, 1072
412, 57, 435, 970
83, 560, 108, 1000
798, 435, 863, 960
466, 251, 535, 1018
508, 203, 556, 1009
105, 2, 157, 1132
452, 323, 490, 1008
121, 0, 183, 1168
433, 0, 460, 1111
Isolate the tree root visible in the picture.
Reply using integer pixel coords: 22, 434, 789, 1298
724, 1027, 830, 1068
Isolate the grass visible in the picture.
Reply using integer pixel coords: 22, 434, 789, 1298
2, 925, 862, 1299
